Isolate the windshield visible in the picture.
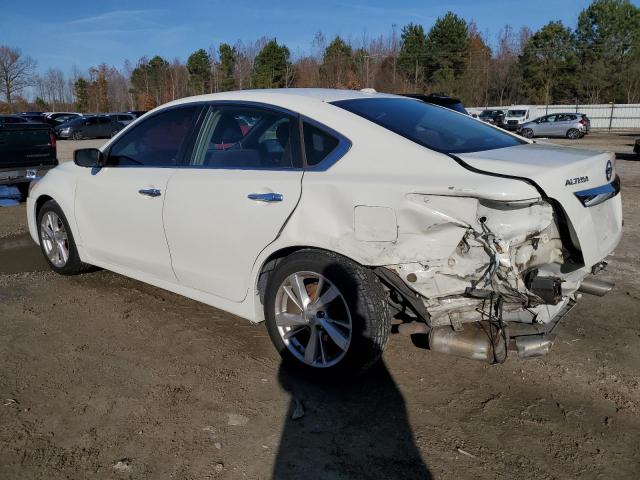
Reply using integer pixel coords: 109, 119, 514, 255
507, 110, 526, 117
333, 98, 524, 154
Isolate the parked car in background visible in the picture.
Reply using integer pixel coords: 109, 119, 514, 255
401, 93, 468, 114
0, 115, 32, 124
54, 115, 124, 139
124, 110, 148, 118
503, 106, 533, 130
48, 114, 81, 127
108, 113, 136, 125
1, 120, 57, 197
27, 89, 621, 376
634, 139, 640, 156
16, 113, 48, 124
519, 113, 590, 139
43, 112, 81, 121
478, 109, 506, 126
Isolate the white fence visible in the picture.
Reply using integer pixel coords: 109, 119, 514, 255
467, 103, 640, 131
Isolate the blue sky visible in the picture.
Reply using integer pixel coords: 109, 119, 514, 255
1, 0, 604, 74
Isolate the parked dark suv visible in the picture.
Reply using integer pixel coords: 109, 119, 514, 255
0, 115, 32, 124
55, 115, 124, 139
478, 109, 506, 126
400, 93, 468, 114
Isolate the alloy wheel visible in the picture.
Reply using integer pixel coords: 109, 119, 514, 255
40, 211, 70, 268
274, 271, 352, 368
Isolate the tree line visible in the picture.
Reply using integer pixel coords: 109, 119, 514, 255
0, 0, 638, 114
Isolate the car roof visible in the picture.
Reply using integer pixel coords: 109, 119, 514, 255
164, 88, 404, 108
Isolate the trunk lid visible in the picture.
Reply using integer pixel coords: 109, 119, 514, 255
457, 143, 622, 267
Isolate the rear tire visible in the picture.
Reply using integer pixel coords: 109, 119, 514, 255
567, 128, 580, 139
521, 128, 534, 139
264, 250, 390, 378
37, 200, 90, 275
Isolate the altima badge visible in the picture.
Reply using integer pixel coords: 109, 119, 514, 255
565, 176, 589, 186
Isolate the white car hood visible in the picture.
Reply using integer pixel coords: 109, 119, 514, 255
457, 143, 622, 267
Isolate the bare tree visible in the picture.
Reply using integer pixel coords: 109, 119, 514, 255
0, 45, 36, 108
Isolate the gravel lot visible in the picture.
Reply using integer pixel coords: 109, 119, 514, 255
1, 135, 639, 479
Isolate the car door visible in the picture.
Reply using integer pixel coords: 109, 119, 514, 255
95, 117, 110, 137
82, 117, 98, 137
548, 114, 565, 136
163, 103, 304, 302
537, 115, 555, 136
74, 105, 202, 280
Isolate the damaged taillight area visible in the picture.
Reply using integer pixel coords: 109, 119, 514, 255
389, 196, 565, 306
381, 194, 607, 362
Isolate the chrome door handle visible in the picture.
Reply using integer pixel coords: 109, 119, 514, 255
247, 192, 283, 202
138, 188, 161, 197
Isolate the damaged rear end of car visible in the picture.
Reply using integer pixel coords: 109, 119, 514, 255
330, 97, 622, 364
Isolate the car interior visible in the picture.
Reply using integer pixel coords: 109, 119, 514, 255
195, 109, 300, 169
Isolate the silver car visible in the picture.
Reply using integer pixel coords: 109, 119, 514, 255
519, 113, 590, 139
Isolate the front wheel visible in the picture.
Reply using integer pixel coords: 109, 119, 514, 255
72, 131, 83, 140
521, 128, 534, 139
110, 129, 120, 138
37, 200, 90, 275
567, 128, 581, 139
264, 250, 390, 377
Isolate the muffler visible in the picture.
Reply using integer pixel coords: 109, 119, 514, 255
429, 321, 506, 364
514, 334, 555, 359
578, 277, 614, 296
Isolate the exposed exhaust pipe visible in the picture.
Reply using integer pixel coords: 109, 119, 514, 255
515, 334, 555, 359
579, 277, 614, 296
429, 321, 506, 364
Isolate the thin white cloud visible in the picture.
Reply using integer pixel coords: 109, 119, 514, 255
65, 9, 164, 27
60, 28, 158, 38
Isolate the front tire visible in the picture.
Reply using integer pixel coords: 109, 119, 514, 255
521, 128, 534, 139
72, 131, 83, 140
264, 250, 390, 377
37, 200, 89, 275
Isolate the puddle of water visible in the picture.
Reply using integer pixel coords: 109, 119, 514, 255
0, 234, 49, 273
0, 186, 21, 207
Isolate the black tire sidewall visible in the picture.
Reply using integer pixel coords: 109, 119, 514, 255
264, 250, 390, 377
36, 200, 85, 275
522, 128, 533, 138
567, 129, 579, 139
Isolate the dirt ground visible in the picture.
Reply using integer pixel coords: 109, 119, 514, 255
1, 135, 639, 479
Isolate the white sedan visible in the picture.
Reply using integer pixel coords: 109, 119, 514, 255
27, 89, 622, 375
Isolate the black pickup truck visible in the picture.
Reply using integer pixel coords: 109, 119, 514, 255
0, 122, 58, 197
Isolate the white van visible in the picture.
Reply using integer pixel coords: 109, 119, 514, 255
504, 106, 532, 131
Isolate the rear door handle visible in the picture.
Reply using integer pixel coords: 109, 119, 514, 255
138, 188, 161, 197
247, 192, 283, 202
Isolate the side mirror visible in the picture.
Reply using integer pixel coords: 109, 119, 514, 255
74, 148, 104, 168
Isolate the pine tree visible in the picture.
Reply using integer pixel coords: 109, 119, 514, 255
252, 39, 291, 88
397, 23, 427, 91
187, 48, 211, 94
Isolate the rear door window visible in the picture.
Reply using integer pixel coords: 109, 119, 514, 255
189, 105, 302, 169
